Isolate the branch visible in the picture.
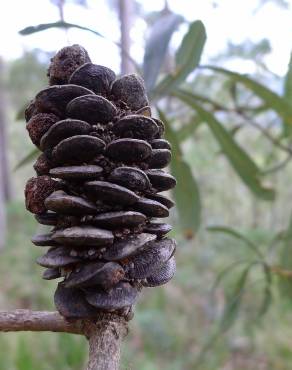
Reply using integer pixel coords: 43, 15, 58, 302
236, 109, 292, 155
261, 154, 292, 175
84, 319, 128, 370
0, 310, 83, 334
0, 309, 129, 370
119, 0, 135, 74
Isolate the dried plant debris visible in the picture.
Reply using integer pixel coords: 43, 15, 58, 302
24, 44, 177, 319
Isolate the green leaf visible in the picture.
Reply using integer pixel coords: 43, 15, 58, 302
219, 261, 270, 328
280, 214, 292, 265
284, 52, 292, 102
202, 65, 292, 134
220, 266, 251, 332
158, 108, 201, 238
283, 52, 292, 135
175, 20, 206, 72
258, 263, 272, 317
212, 259, 254, 293
174, 89, 275, 201
153, 20, 206, 98
207, 226, 264, 258
19, 21, 139, 71
278, 213, 292, 300
177, 115, 202, 142
181, 92, 229, 111
143, 12, 183, 92
14, 148, 40, 171
19, 21, 104, 38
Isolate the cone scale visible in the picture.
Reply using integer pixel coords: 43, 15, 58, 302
24, 45, 177, 319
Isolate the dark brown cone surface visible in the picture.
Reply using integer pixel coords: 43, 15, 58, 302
48, 44, 91, 85
24, 45, 177, 320
25, 176, 58, 214
26, 113, 59, 147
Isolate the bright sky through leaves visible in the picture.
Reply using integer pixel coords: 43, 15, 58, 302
0, 0, 292, 75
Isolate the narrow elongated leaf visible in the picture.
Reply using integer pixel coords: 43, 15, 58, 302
283, 52, 292, 135
153, 20, 206, 98
176, 20, 206, 71
280, 214, 292, 267
284, 52, 292, 102
175, 90, 258, 173
158, 108, 201, 238
177, 116, 202, 142
174, 89, 275, 200
143, 13, 183, 92
258, 263, 272, 317
194, 261, 267, 366
220, 266, 251, 332
212, 259, 253, 293
220, 261, 270, 328
19, 22, 139, 70
202, 65, 292, 132
207, 226, 264, 258
19, 21, 104, 38
278, 213, 292, 300
181, 92, 229, 111
14, 148, 40, 171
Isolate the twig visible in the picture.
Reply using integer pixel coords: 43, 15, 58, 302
0, 309, 128, 370
226, 84, 292, 155
270, 265, 292, 278
0, 310, 83, 334
261, 154, 292, 175
239, 111, 292, 155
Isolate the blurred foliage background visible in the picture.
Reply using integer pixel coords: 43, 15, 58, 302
2, 0, 292, 369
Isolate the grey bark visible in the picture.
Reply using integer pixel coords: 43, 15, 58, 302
84, 318, 128, 370
0, 310, 84, 334
119, 0, 134, 74
0, 309, 128, 370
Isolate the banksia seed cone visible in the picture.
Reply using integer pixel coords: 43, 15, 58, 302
24, 45, 177, 319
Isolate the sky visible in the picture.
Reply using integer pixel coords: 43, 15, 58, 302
0, 0, 292, 76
